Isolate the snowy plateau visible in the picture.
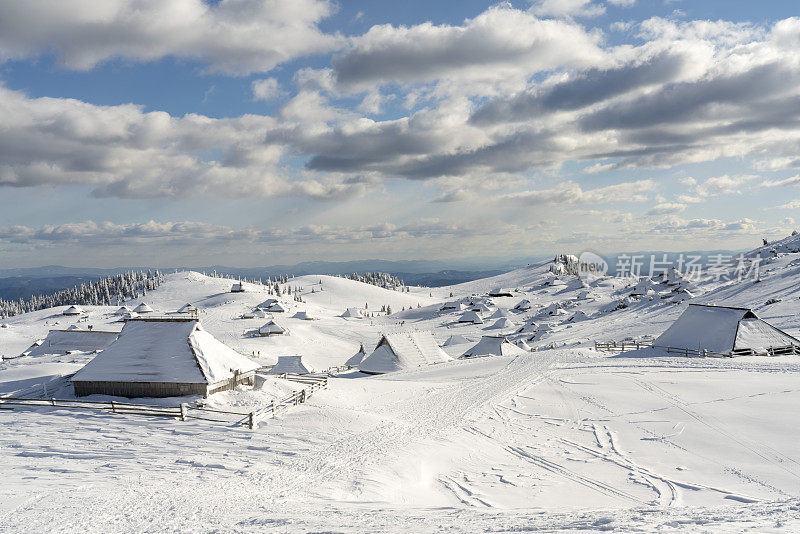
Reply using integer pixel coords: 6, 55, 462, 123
2, 235, 800, 533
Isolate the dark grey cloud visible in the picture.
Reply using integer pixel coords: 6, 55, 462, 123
470, 50, 688, 125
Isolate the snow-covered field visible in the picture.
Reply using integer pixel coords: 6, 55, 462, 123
2, 236, 800, 532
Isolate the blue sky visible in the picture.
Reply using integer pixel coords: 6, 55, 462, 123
0, 0, 799, 268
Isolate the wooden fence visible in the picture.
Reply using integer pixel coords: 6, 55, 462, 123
595, 339, 800, 358
0, 397, 186, 419
245, 374, 328, 429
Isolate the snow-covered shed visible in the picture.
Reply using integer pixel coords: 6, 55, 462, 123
231, 282, 245, 293
462, 336, 528, 358
133, 302, 153, 314
487, 317, 516, 330
514, 299, 532, 311
113, 306, 131, 315
258, 298, 278, 309
27, 329, 119, 358
345, 344, 366, 367
471, 303, 493, 314
359, 332, 452, 374
268, 355, 314, 375
177, 303, 197, 314
341, 308, 364, 319
458, 310, 483, 324
292, 311, 314, 320
268, 303, 286, 313
70, 319, 259, 398
653, 304, 800, 356
63, 305, 84, 316
442, 334, 472, 346
488, 308, 512, 320
257, 321, 285, 336
488, 288, 513, 297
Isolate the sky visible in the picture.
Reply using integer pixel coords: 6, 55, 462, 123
1, 0, 799, 268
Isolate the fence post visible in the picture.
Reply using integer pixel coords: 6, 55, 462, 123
180, 403, 187, 422
248, 412, 254, 430
51, 398, 56, 406
111, 400, 116, 414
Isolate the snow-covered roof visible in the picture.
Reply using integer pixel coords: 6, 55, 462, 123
487, 317, 516, 330
654, 304, 800, 354
513, 299, 531, 310
516, 339, 532, 352
462, 336, 528, 358
258, 298, 278, 309
258, 321, 285, 335
133, 302, 154, 313
567, 310, 590, 322
292, 311, 314, 320
488, 288, 513, 297
458, 310, 483, 324
113, 306, 131, 315
177, 303, 197, 313
442, 334, 472, 346
341, 307, 364, 318
27, 329, 119, 358
71, 320, 259, 384
488, 308, 511, 319
268, 355, 314, 375
345, 344, 366, 366
63, 305, 84, 315
472, 303, 492, 314
268, 303, 286, 312
359, 332, 452, 374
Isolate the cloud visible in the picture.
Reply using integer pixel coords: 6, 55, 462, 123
332, 5, 603, 87
694, 174, 757, 197
647, 202, 686, 215
529, 0, 605, 18
252, 78, 282, 102
500, 179, 655, 206
778, 200, 800, 209
0, 218, 525, 247
762, 175, 800, 187
0, 0, 340, 74
650, 216, 758, 234
607, 0, 636, 6
0, 84, 371, 200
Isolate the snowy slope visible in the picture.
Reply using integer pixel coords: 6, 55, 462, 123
2, 236, 800, 532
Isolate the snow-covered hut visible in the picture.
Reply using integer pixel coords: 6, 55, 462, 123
292, 311, 314, 320
653, 304, 800, 356
341, 308, 364, 319
442, 334, 472, 346
567, 310, 590, 322
133, 302, 153, 314
513, 299, 532, 311
113, 306, 131, 315
471, 303, 493, 314
70, 319, 259, 397
458, 310, 483, 324
177, 303, 197, 314
257, 321, 285, 336
63, 305, 84, 316
462, 336, 528, 358
488, 288, 513, 297
268, 355, 314, 375
258, 298, 278, 309
488, 308, 512, 320
359, 332, 452, 374
231, 282, 245, 293
630, 278, 654, 296
345, 344, 366, 367
487, 317, 516, 330
27, 329, 119, 358
268, 303, 286, 313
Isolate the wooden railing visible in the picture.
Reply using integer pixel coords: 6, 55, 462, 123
0, 397, 186, 419
245, 374, 328, 429
595, 339, 800, 358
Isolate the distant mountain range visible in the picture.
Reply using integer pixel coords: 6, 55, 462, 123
0, 250, 744, 301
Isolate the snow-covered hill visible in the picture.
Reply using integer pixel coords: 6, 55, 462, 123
2, 235, 800, 532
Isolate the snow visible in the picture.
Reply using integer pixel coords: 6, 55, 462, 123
71, 319, 259, 384
359, 332, 452, 374
267, 355, 314, 374
4, 239, 800, 531
26, 329, 118, 358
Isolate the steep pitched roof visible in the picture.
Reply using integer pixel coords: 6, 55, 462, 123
71, 319, 258, 384
462, 335, 528, 358
359, 332, 452, 374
